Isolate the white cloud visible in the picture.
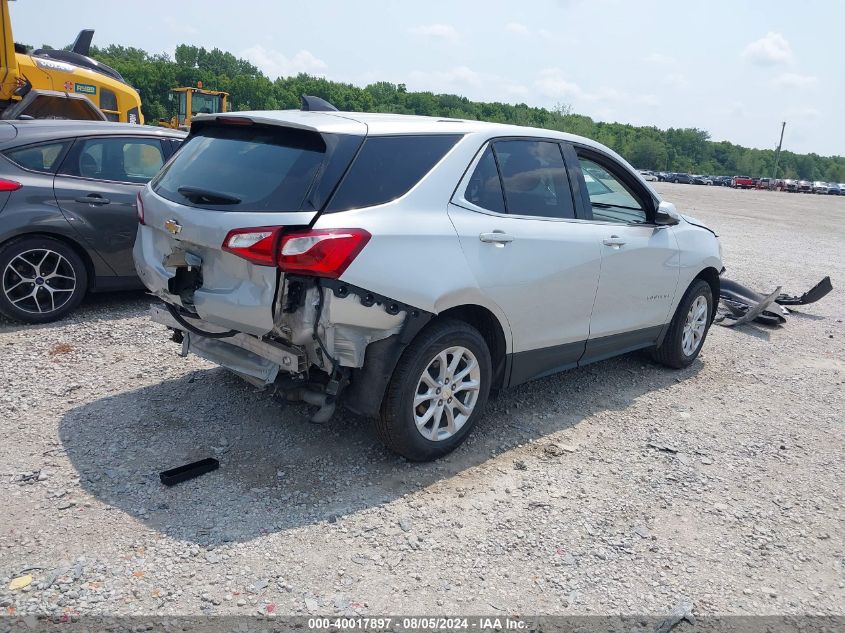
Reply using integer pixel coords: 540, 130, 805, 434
742, 32, 793, 66
409, 65, 482, 88
164, 15, 198, 36
408, 65, 527, 99
663, 72, 687, 88
238, 46, 328, 79
644, 53, 674, 65
506, 22, 530, 35
772, 73, 818, 89
784, 106, 821, 120
409, 23, 459, 43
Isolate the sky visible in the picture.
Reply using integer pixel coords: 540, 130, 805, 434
10, 0, 842, 156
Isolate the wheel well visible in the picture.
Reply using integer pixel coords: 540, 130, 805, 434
1, 232, 96, 291
436, 305, 508, 391
693, 267, 720, 322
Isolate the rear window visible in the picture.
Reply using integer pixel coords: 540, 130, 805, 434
4, 141, 69, 173
326, 135, 462, 212
152, 124, 328, 212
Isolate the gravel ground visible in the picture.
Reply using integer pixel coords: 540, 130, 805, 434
0, 183, 843, 618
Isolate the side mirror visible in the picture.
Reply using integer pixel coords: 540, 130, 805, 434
654, 201, 681, 226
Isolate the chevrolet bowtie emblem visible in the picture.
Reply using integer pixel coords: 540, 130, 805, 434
164, 219, 182, 235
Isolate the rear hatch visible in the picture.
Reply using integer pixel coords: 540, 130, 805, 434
135, 115, 366, 335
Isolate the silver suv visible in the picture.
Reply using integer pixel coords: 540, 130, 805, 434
134, 103, 722, 461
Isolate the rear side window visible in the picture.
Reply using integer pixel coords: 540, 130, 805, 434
493, 140, 576, 219
153, 124, 327, 211
4, 142, 69, 173
465, 146, 505, 213
326, 135, 461, 212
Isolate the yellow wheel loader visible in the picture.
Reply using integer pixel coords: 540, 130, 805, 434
0, 0, 143, 123
159, 84, 228, 130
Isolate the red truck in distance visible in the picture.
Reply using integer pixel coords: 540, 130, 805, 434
731, 176, 754, 189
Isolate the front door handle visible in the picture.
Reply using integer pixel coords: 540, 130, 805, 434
479, 231, 514, 244
75, 194, 111, 205
602, 235, 626, 248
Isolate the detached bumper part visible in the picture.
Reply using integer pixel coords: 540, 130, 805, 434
717, 276, 832, 327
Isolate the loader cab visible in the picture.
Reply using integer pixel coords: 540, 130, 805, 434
171, 86, 228, 129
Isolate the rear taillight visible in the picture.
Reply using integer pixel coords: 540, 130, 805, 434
278, 228, 371, 279
221, 227, 371, 278
0, 178, 22, 192
136, 192, 145, 224
222, 227, 281, 266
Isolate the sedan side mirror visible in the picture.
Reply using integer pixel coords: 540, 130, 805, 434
654, 201, 681, 226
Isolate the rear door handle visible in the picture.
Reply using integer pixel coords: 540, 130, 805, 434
602, 235, 626, 248
479, 231, 514, 244
75, 195, 111, 205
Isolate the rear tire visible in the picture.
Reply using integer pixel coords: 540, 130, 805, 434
652, 279, 713, 369
376, 319, 492, 461
0, 236, 88, 324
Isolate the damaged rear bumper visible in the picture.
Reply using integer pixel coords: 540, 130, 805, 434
149, 304, 306, 386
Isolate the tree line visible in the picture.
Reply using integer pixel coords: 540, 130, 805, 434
86, 43, 844, 182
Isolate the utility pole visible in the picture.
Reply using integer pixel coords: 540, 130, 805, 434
772, 121, 786, 184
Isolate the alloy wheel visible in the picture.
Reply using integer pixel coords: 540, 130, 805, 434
413, 346, 481, 441
2, 249, 77, 315
681, 295, 708, 356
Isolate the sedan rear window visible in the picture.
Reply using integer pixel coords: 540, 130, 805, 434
326, 135, 462, 212
152, 124, 328, 212
4, 141, 69, 173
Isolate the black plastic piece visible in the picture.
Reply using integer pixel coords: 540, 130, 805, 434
300, 95, 339, 112
71, 30, 95, 56
776, 276, 832, 306
160, 458, 219, 486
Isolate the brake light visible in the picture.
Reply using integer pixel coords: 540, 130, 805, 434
222, 227, 281, 266
278, 228, 371, 279
0, 178, 22, 192
136, 192, 145, 224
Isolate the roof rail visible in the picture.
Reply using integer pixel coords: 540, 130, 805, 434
300, 95, 338, 112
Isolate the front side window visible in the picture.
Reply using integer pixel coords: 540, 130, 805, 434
69, 137, 165, 184
4, 141, 69, 173
327, 135, 461, 212
577, 156, 647, 223
493, 140, 575, 219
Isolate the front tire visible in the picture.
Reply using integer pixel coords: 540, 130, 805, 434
377, 319, 492, 461
0, 236, 88, 324
652, 279, 713, 369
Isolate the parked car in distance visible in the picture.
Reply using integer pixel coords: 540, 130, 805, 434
836, 183, 845, 195
655, 171, 670, 182
798, 180, 813, 193
669, 172, 693, 184
638, 169, 658, 181
782, 179, 798, 192
731, 175, 754, 189
756, 178, 772, 190
812, 181, 829, 194
134, 107, 723, 460
711, 176, 731, 187
0, 120, 186, 323
690, 175, 713, 185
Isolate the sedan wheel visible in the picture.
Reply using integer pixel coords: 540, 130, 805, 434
0, 237, 88, 324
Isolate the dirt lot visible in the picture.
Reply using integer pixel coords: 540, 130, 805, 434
1, 183, 843, 618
